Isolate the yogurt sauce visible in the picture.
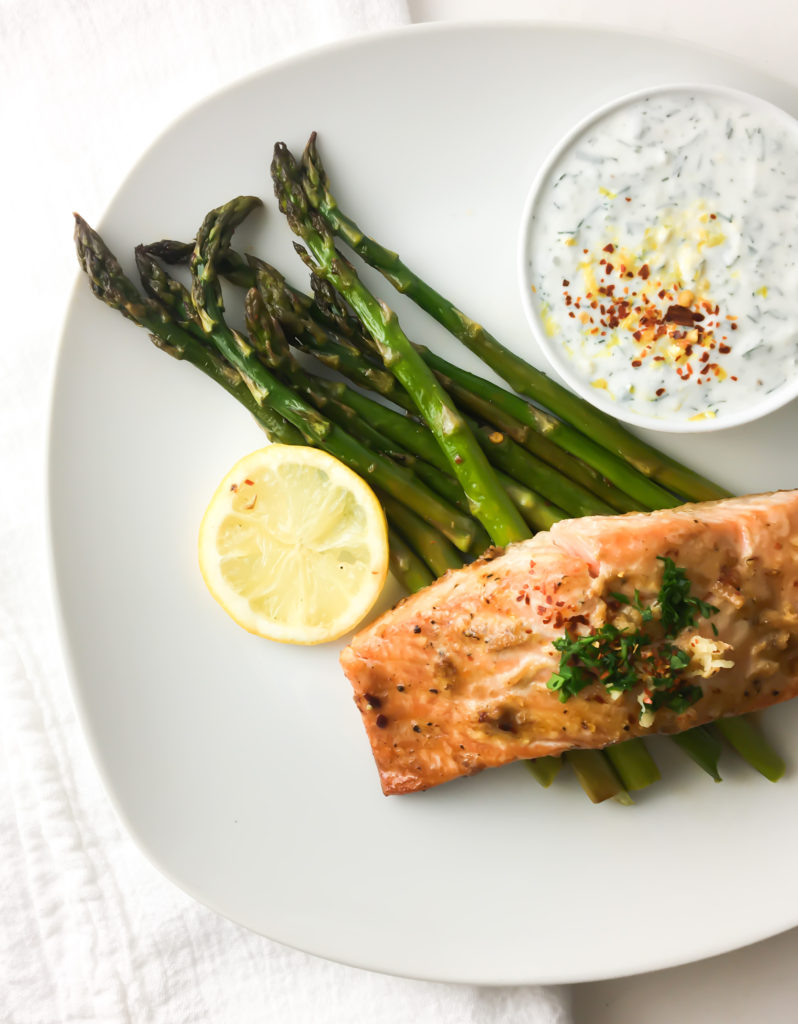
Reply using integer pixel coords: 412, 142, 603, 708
526, 87, 798, 424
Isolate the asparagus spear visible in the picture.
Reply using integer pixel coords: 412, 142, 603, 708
388, 527, 434, 592
670, 727, 723, 782
242, 290, 497, 560
300, 132, 730, 504
296, 342, 611, 523
526, 757, 562, 788
247, 264, 617, 524
468, 419, 616, 519
416, 346, 680, 510
249, 265, 607, 525
83, 210, 478, 552
565, 750, 632, 804
605, 739, 661, 792
288, 266, 646, 513
299, 324, 642, 513
296, 364, 566, 532
143, 237, 648, 513
715, 716, 785, 782
272, 142, 530, 548
428, 367, 643, 513
378, 493, 463, 577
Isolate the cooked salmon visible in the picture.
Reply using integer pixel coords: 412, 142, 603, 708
340, 491, 798, 794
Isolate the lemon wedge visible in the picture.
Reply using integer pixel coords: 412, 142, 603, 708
198, 446, 389, 644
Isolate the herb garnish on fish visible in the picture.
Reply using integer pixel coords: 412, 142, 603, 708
656, 556, 720, 637
547, 559, 718, 719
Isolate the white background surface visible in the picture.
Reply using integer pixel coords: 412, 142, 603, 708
5, 0, 798, 1021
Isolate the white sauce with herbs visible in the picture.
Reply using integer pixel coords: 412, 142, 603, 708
526, 88, 798, 423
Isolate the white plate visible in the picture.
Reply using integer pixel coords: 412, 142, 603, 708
48, 22, 798, 985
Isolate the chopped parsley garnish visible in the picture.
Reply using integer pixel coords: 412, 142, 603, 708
546, 559, 720, 720
657, 556, 719, 637
548, 624, 646, 700
609, 588, 654, 621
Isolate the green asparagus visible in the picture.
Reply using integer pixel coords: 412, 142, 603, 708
715, 716, 785, 782
670, 727, 723, 782
300, 131, 730, 503
272, 142, 530, 548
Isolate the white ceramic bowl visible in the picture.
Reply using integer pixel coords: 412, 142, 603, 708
518, 83, 798, 433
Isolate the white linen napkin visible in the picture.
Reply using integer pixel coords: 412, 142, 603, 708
1, 0, 571, 1020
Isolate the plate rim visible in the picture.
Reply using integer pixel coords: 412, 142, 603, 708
46, 18, 798, 986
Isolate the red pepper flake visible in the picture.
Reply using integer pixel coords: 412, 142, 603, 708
230, 483, 238, 492
664, 304, 702, 326
731, 375, 738, 381
625, 196, 632, 202
562, 279, 570, 287
718, 343, 731, 354
656, 387, 666, 396
603, 243, 614, 253
639, 264, 650, 280
731, 322, 738, 330
244, 478, 254, 486
631, 359, 642, 368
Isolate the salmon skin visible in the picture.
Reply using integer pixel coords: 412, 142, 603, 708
340, 492, 798, 795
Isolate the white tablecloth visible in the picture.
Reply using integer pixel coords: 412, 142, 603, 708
5, 1, 797, 1022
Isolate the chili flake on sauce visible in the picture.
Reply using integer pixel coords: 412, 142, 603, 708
559, 258, 735, 399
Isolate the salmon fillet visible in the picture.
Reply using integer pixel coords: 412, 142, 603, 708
340, 491, 798, 795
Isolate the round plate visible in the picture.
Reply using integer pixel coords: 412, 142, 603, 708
48, 22, 798, 985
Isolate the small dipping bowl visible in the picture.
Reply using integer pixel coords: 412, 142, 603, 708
518, 84, 798, 433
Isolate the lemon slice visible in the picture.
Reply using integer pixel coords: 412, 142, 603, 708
198, 445, 389, 644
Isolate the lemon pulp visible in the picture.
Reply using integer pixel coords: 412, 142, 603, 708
198, 446, 389, 644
